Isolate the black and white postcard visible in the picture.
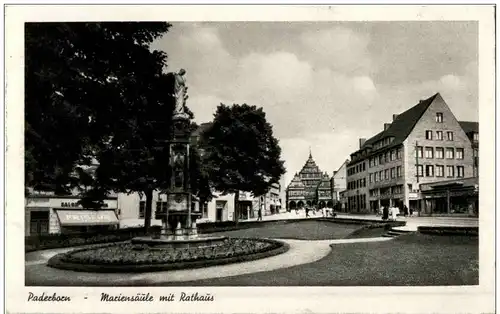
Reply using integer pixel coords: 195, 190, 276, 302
5, 4, 496, 314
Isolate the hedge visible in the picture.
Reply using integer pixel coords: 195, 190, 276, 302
417, 226, 479, 236
25, 227, 155, 252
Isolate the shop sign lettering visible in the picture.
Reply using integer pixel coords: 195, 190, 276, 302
60, 202, 109, 208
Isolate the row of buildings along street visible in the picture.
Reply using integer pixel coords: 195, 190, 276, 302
25, 92, 478, 237
286, 93, 479, 216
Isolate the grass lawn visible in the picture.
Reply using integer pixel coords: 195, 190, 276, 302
344, 226, 387, 239
163, 233, 478, 286
209, 220, 362, 240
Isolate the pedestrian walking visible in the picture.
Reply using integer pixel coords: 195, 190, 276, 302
382, 206, 388, 220
409, 207, 414, 216
403, 205, 409, 217
257, 208, 262, 221
305, 207, 310, 218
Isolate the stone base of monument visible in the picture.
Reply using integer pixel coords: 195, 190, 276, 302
131, 235, 228, 249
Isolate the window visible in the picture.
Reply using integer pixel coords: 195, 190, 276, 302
416, 146, 423, 158
473, 133, 479, 141
446, 148, 454, 159
435, 147, 444, 159
447, 165, 454, 177
473, 148, 478, 157
397, 166, 402, 177
379, 155, 383, 164
447, 131, 454, 141
436, 165, 444, 177
456, 148, 464, 159
375, 172, 379, 182
202, 203, 208, 218
416, 165, 423, 177
391, 150, 396, 161
385, 152, 390, 163
436, 131, 443, 140
374, 157, 379, 166
369, 173, 373, 183
363, 178, 366, 187
425, 165, 434, 177
390, 167, 395, 178
425, 130, 433, 140
457, 166, 464, 178
139, 201, 146, 218
436, 112, 443, 123
396, 148, 402, 159
385, 169, 389, 180
379, 171, 383, 181
425, 147, 434, 159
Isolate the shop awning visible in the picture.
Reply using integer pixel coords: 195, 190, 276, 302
56, 210, 119, 226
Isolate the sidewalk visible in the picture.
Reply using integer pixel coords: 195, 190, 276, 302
243, 210, 478, 232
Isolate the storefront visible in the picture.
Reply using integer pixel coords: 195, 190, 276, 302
25, 196, 119, 236
419, 178, 478, 216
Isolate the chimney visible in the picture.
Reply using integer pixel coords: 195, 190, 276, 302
392, 114, 398, 121
384, 123, 391, 131
359, 138, 366, 149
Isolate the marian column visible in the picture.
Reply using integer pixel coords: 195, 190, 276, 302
161, 69, 199, 238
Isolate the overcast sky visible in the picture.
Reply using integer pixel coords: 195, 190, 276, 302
151, 22, 478, 186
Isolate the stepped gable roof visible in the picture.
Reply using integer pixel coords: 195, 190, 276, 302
287, 173, 305, 189
459, 121, 479, 134
299, 151, 322, 174
351, 93, 440, 161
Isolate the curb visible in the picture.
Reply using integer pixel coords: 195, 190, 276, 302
47, 238, 289, 273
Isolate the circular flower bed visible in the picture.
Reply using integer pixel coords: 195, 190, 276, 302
47, 238, 289, 273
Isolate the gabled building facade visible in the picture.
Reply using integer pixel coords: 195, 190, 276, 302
346, 93, 476, 215
286, 152, 333, 210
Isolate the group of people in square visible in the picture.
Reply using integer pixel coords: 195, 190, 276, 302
379, 204, 412, 221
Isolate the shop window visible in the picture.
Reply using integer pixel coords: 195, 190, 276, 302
30, 211, 49, 235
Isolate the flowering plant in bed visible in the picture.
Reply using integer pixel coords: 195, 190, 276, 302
60, 238, 278, 266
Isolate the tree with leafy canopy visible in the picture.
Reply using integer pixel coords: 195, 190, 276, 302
25, 22, 171, 197
202, 104, 285, 222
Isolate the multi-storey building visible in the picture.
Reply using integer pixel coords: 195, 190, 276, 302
286, 152, 333, 210
459, 121, 479, 177
330, 159, 348, 202
346, 93, 476, 215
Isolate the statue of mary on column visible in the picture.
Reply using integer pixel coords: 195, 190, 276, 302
172, 69, 189, 117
